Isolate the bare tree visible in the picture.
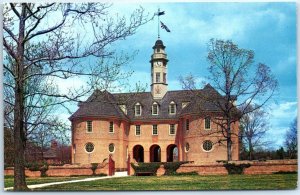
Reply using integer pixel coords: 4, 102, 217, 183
181, 39, 278, 161
240, 105, 270, 160
3, 3, 151, 190
285, 118, 297, 159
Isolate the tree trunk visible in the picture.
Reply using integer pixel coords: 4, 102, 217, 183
249, 141, 253, 160
14, 4, 28, 191
227, 124, 232, 161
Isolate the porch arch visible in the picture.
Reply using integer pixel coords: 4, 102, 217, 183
150, 144, 161, 162
133, 145, 144, 162
167, 144, 178, 162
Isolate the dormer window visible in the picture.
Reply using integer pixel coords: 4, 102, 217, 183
182, 101, 190, 109
119, 105, 127, 115
135, 103, 142, 116
169, 101, 176, 114
152, 102, 159, 115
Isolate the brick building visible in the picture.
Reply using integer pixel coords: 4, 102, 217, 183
69, 39, 239, 169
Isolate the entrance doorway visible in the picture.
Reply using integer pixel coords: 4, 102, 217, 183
167, 144, 178, 162
133, 145, 144, 162
150, 145, 161, 162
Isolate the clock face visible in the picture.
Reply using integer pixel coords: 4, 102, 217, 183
154, 61, 163, 67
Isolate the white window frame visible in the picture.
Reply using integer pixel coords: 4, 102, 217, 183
152, 124, 158, 135
135, 103, 142, 116
85, 142, 95, 153
135, 125, 141, 136
169, 124, 176, 135
108, 143, 115, 153
109, 121, 114, 133
185, 142, 190, 152
204, 117, 211, 130
152, 102, 159, 115
86, 121, 93, 133
202, 140, 214, 152
169, 102, 176, 115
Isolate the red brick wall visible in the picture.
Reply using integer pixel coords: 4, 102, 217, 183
71, 115, 240, 168
180, 116, 239, 164
4, 163, 109, 177
176, 160, 298, 175
177, 163, 228, 175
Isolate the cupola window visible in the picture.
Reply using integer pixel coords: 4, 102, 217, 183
156, 72, 160, 83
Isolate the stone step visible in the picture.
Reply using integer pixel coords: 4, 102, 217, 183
114, 171, 128, 176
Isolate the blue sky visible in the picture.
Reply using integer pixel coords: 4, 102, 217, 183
57, 2, 297, 148
114, 2, 297, 147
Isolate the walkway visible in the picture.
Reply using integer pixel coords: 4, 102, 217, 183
4, 172, 128, 191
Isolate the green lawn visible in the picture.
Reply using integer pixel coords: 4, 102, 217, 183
4, 175, 90, 188
29, 174, 298, 191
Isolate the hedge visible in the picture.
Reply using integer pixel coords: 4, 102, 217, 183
224, 163, 251, 174
131, 161, 189, 176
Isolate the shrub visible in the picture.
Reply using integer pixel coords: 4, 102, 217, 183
40, 162, 49, 177
91, 163, 99, 175
27, 162, 40, 171
131, 162, 161, 176
163, 161, 189, 175
224, 163, 251, 174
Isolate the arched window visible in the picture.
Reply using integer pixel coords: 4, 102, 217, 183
152, 102, 159, 115
204, 117, 211, 130
169, 101, 176, 114
135, 103, 142, 116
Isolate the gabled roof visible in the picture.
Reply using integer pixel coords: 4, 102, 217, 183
69, 84, 233, 121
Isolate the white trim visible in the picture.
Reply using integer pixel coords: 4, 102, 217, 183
204, 117, 211, 130
169, 101, 176, 115
185, 142, 190, 153
108, 143, 115, 153
109, 121, 114, 133
135, 103, 142, 116
169, 124, 176, 135
135, 125, 141, 136
201, 140, 214, 152
152, 102, 159, 115
152, 124, 158, 135
86, 120, 93, 133
84, 142, 95, 153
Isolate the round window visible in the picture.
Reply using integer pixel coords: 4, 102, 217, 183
109, 143, 115, 153
202, 140, 213, 151
85, 142, 94, 153
185, 143, 190, 152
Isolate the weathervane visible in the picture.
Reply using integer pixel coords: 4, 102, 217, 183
156, 8, 170, 39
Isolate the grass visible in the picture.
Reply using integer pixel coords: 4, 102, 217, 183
28, 173, 298, 191
4, 175, 91, 188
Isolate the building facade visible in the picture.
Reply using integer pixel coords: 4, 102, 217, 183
69, 39, 239, 169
